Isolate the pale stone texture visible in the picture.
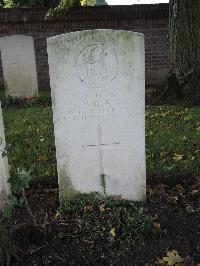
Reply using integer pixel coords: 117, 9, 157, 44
0, 35, 38, 98
0, 102, 10, 209
47, 30, 145, 201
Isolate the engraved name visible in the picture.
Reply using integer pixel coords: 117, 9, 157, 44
65, 93, 135, 121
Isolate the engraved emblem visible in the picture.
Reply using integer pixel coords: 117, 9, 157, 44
76, 44, 118, 88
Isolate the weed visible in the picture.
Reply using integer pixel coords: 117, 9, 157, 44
0, 146, 33, 265
61, 193, 153, 240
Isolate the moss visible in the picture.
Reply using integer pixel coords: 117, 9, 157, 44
58, 168, 76, 201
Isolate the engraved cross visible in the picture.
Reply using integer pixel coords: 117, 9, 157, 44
85, 124, 120, 176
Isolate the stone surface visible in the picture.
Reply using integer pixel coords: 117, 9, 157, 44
0, 102, 10, 209
47, 29, 146, 201
0, 35, 38, 98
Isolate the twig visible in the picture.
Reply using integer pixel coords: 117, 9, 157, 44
83, 239, 94, 244
30, 245, 45, 255
53, 254, 65, 263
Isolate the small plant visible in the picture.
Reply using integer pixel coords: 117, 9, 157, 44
0, 145, 33, 265
61, 192, 153, 240
0, 167, 32, 265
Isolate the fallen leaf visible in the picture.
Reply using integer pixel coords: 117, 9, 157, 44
156, 257, 166, 265
110, 228, 116, 238
54, 211, 61, 220
173, 153, 184, 161
84, 205, 93, 211
154, 222, 161, 230
168, 196, 178, 205
162, 250, 184, 266
99, 204, 106, 212
185, 205, 194, 213
191, 190, 198, 195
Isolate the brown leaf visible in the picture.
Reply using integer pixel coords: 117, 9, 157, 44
168, 196, 178, 205
84, 205, 93, 211
154, 222, 161, 231
156, 257, 166, 265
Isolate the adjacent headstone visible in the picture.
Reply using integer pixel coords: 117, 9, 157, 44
0, 35, 38, 98
47, 30, 146, 201
0, 102, 10, 209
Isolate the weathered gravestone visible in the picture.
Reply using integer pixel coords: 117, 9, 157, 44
0, 35, 38, 98
47, 30, 145, 201
0, 102, 10, 209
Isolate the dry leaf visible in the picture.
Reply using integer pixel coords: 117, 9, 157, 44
99, 204, 106, 212
156, 257, 166, 265
168, 196, 178, 205
110, 228, 116, 238
54, 210, 61, 220
185, 205, 194, 213
191, 190, 198, 195
84, 205, 93, 211
154, 222, 161, 230
173, 153, 184, 161
162, 250, 184, 266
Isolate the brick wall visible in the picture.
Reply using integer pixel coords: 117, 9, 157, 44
0, 4, 170, 89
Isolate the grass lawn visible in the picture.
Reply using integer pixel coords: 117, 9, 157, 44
3, 106, 57, 186
2, 104, 200, 186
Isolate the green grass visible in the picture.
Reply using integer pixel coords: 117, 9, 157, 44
146, 106, 200, 181
2, 105, 200, 186
3, 106, 57, 186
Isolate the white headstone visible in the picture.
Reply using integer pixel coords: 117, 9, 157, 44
0, 35, 38, 98
47, 30, 146, 201
0, 103, 10, 209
